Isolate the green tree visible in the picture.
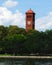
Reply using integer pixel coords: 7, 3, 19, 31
7, 26, 26, 35
3, 34, 26, 55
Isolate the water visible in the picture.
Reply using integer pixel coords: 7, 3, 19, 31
0, 58, 52, 65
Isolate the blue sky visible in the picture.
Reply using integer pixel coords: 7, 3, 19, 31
17, 0, 52, 18
0, 0, 52, 31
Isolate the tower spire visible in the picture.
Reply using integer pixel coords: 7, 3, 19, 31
30, 8, 31, 10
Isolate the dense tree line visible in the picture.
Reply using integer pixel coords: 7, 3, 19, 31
0, 25, 52, 55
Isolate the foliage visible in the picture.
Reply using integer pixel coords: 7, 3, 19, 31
0, 26, 52, 55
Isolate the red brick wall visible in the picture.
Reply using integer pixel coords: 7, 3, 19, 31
26, 13, 35, 32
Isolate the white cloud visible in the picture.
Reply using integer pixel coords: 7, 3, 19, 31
36, 12, 52, 31
2, 0, 18, 8
0, 7, 25, 28
0, 7, 12, 26
11, 10, 25, 28
0, 0, 25, 28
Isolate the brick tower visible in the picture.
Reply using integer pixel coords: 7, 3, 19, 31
26, 9, 35, 32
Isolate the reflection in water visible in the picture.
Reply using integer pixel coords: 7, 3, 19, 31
0, 59, 52, 65
35, 62, 52, 65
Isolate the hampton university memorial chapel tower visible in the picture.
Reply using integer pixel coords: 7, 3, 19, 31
26, 9, 35, 31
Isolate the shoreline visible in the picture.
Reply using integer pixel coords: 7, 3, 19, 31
0, 56, 52, 59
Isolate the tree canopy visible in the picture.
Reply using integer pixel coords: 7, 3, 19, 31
0, 26, 52, 55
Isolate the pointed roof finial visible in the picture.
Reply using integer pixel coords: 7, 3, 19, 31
26, 9, 35, 14
30, 8, 31, 10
